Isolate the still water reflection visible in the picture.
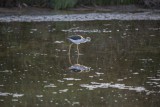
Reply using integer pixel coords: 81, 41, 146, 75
0, 21, 160, 107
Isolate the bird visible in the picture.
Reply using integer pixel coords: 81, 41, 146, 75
67, 35, 91, 55
67, 35, 91, 44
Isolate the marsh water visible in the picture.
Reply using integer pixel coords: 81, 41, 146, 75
0, 20, 160, 107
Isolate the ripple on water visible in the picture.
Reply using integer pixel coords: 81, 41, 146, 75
0, 92, 11, 96
80, 82, 147, 92
0, 92, 24, 97
12, 99, 18, 102
44, 84, 57, 88
63, 78, 81, 81
62, 29, 101, 33
30, 28, 37, 31
13, 93, 24, 98
59, 89, 68, 93
54, 41, 64, 44
0, 70, 12, 73
150, 79, 160, 81
36, 95, 43, 98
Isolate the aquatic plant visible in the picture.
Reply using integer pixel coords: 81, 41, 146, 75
139, 0, 160, 8
50, 0, 78, 9
77, 0, 138, 6
0, 0, 159, 9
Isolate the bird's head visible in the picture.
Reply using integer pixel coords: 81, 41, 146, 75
86, 37, 91, 42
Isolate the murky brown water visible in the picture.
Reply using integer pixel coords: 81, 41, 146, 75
0, 21, 160, 107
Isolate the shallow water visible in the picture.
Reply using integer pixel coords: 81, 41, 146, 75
0, 20, 160, 107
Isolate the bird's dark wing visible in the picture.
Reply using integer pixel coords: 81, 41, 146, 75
68, 35, 82, 40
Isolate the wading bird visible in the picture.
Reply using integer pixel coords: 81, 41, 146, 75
67, 35, 91, 55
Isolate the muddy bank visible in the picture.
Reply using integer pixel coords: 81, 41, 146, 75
0, 6, 160, 22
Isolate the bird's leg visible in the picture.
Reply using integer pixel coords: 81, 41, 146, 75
68, 43, 73, 55
77, 44, 79, 64
77, 44, 79, 55
68, 43, 73, 65
69, 52, 72, 65
76, 52, 80, 64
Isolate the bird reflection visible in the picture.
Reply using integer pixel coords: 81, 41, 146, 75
67, 35, 91, 72
68, 64, 91, 72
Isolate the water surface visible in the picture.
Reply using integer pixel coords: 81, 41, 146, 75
0, 20, 160, 107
